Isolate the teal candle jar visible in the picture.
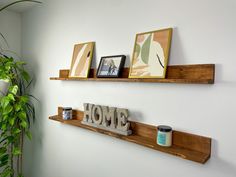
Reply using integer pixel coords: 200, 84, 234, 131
157, 125, 172, 147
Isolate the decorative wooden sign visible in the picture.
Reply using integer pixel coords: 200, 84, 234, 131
81, 103, 132, 135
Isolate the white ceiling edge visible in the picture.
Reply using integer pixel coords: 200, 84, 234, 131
0, 0, 42, 13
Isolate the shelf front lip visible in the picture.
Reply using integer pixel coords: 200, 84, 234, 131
49, 64, 215, 84
49, 77, 214, 84
49, 115, 210, 164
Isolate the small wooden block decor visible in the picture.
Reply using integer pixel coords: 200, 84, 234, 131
129, 28, 172, 78
97, 55, 126, 78
69, 42, 95, 78
82, 103, 132, 135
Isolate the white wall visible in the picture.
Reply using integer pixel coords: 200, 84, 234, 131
0, 10, 21, 57
22, 0, 236, 177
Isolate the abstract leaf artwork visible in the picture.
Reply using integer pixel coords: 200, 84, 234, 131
129, 28, 172, 78
69, 42, 95, 78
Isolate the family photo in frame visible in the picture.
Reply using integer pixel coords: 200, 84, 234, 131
96, 55, 126, 78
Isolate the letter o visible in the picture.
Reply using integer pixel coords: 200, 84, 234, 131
91, 105, 103, 125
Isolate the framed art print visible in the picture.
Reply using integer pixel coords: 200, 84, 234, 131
96, 55, 126, 78
129, 28, 172, 78
69, 42, 95, 78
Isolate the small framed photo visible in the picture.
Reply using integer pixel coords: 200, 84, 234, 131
97, 55, 126, 78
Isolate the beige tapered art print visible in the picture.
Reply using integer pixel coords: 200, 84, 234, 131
129, 28, 172, 78
69, 42, 95, 78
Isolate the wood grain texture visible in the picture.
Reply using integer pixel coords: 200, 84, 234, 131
50, 64, 215, 84
50, 107, 211, 164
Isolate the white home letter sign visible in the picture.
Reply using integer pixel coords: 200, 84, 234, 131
81, 103, 132, 136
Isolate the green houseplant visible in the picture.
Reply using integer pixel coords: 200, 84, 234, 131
0, 1, 41, 177
0, 55, 35, 177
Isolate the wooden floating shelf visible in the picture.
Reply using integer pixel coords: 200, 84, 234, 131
49, 107, 211, 164
50, 64, 215, 84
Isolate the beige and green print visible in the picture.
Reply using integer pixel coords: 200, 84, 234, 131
129, 28, 172, 78
69, 42, 94, 78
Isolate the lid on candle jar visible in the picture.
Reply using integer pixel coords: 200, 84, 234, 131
63, 107, 72, 111
157, 125, 172, 132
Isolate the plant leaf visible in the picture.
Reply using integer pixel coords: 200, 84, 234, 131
18, 111, 27, 120
16, 61, 26, 65
0, 0, 42, 12
1, 167, 12, 177
13, 148, 21, 156
9, 85, 18, 95
9, 118, 15, 126
13, 128, 21, 134
3, 105, 13, 115
15, 103, 21, 111
26, 131, 32, 140
21, 70, 30, 82
7, 93, 15, 101
0, 97, 10, 109
0, 147, 7, 154
20, 120, 27, 129
20, 95, 29, 103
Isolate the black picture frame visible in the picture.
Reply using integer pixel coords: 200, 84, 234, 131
96, 55, 126, 78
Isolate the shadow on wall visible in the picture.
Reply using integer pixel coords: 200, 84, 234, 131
214, 64, 236, 84
169, 27, 187, 65
129, 110, 144, 122
91, 43, 97, 69
205, 139, 236, 177
23, 56, 45, 176
92, 45, 131, 69
124, 54, 131, 67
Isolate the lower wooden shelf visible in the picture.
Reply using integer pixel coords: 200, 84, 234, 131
49, 107, 211, 164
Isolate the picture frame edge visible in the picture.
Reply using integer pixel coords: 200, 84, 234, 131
85, 42, 95, 78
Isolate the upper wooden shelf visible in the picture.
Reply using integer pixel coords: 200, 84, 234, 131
50, 64, 215, 84
49, 107, 211, 164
